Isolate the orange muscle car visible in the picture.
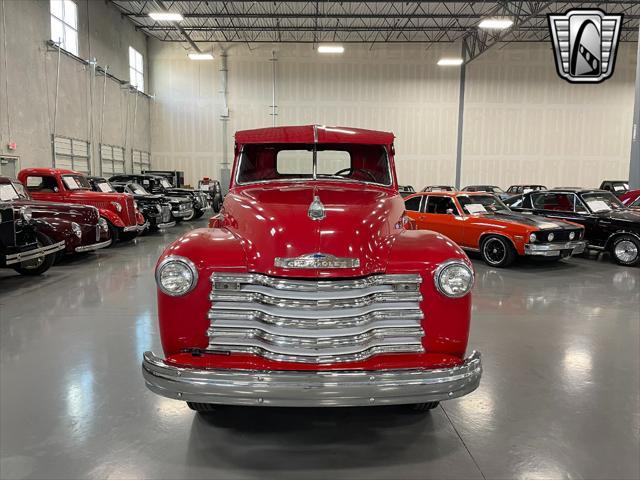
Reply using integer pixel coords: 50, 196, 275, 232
404, 191, 586, 267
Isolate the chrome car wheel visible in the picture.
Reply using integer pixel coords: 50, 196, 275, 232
614, 239, 639, 264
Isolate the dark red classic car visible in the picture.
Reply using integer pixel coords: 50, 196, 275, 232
143, 125, 482, 413
1, 177, 111, 255
17, 168, 145, 242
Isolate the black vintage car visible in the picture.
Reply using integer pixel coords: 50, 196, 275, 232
506, 185, 547, 196
110, 181, 194, 225
109, 174, 208, 221
197, 178, 224, 212
506, 189, 640, 266
599, 180, 629, 198
0, 202, 66, 275
88, 177, 177, 232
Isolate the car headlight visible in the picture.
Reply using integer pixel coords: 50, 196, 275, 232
434, 260, 474, 298
111, 201, 122, 213
71, 222, 82, 238
20, 206, 33, 222
569, 231, 575, 240
548, 232, 555, 242
155, 256, 198, 296
529, 233, 537, 243
98, 217, 109, 233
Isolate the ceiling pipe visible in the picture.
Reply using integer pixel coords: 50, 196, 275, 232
154, 0, 201, 53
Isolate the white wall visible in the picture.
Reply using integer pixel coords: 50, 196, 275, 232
0, 0, 150, 173
149, 40, 637, 190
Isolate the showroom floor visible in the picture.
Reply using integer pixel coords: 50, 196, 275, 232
1, 219, 639, 480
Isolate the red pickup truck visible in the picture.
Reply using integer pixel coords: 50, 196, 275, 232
18, 168, 146, 242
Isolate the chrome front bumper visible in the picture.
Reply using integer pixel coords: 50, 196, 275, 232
524, 240, 587, 257
4, 240, 66, 266
172, 209, 194, 218
123, 221, 149, 233
74, 238, 112, 253
142, 350, 482, 407
156, 221, 176, 229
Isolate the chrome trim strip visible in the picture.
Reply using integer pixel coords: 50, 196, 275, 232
4, 240, 66, 265
211, 272, 422, 291
141, 350, 482, 407
209, 290, 421, 309
208, 305, 423, 329
210, 344, 425, 364
524, 240, 587, 256
74, 238, 112, 252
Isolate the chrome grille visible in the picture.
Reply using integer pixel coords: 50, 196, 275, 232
161, 205, 171, 223
207, 273, 424, 364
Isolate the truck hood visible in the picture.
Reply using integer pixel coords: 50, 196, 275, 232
225, 182, 404, 277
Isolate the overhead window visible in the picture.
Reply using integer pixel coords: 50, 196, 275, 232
50, 0, 78, 56
132, 150, 151, 174
129, 47, 144, 92
100, 144, 126, 175
53, 136, 90, 174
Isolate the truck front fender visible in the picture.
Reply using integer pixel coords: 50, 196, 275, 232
99, 209, 125, 228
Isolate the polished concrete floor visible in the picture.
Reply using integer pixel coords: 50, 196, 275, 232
1, 219, 639, 480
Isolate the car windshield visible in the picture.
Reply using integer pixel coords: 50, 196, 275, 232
130, 183, 149, 195
159, 178, 173, 189
0, 183, 20, 201
582, 192, 624, 213
237, 143, 392, 186
457, 194, 511, 215
95, 180, 115, 193
631, 197, 640, 208
62, 175, 91, 190
11, 182, 29, 199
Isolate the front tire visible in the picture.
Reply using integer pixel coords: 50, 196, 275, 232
408, 402, 440, 412
119, 231, 139, 242
481, 235, 516, 268
187, 402, 217, 413
611, 234, 640, 267
104, 219, 119, 244
193, 209, 205, 220
13, 231, 57, 276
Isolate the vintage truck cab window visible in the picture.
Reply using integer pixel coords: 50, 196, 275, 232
142, 125, 482, 413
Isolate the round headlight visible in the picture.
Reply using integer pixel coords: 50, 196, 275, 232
548, 232, 555, 242
434, 260, 474, 298
71, 222, 82, 238
98, 217, 109, 233
529, 233, 537, 243
156, 256, 198, 296
111, 201, 123, 213
20, 206, 33, 222
569, 231, 575, 240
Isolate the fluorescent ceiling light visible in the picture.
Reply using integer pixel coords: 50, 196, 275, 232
148, 12, 184, 22
478, 18, 514, 29
437, 58, 464, 66
317, 44, 345, 54
188, 53, 214, 60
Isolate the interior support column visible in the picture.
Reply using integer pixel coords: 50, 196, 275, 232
630, 30, 640, 190
454, 43, 467, 190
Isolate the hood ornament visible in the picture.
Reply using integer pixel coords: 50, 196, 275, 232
308, 195, 325, 221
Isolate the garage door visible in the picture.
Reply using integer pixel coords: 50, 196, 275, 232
132, 150, 151, 174
53, 136, 90, 174
100, 144, 126, 176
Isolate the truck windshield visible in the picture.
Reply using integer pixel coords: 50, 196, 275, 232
130, 183, 149, 195
62, 175, 91, 190
237, 143, 392, 186
95, 180, 115, 193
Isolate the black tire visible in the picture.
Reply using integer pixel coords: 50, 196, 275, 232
611, 234, 640, 267
193, 209, 205, 220
187, 402, 217, 413
212, 197, 222, 213
408, 402, 440, 412
119, 231, 139, 242
13, 231, 57, 276
480, 235, 516, 268
104, 219, 119, 244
